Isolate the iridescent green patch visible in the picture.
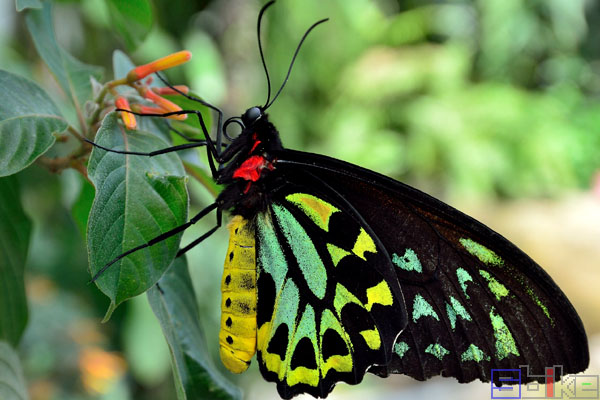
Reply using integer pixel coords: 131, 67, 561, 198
489, 307, 520, 360
319, 309, 353, 375
285, 304, 319, 387
508, 272, 552, 322
412, 294, 439, 323
479, 270, 509, 300
456, 268, 473, 299
445, 296, 472, 330
272, 280, 300, 342
394, 341, 410, 358
525, 286, 553, 324
257, 213, 288, 292
273, 204, 327, 299
259, 279, 301, 376
460, 344, 490, 362
392, 248, 423, 273
459, 238, 504, 266
425, 343, 449, 360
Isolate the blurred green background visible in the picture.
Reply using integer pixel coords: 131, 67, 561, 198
1, 0, 599, 399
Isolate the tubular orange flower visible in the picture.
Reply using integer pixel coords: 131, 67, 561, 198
114, 96, 137, 130
126, 50, 192, 82
152, 85, 190, 95
142, 88, 187, 120
138, 105, 188, 121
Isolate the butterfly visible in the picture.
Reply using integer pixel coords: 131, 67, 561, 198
89, 1, 589, 399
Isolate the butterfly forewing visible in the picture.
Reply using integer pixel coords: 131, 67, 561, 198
254, 190, 408, 399
274, 149, 588, 385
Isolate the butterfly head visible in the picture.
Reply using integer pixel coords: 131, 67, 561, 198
242, 106, 263, 127
238, 107, 282, 154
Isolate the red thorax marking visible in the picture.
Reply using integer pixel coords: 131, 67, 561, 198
233, 155, 274, 182
249, 132, 261, 153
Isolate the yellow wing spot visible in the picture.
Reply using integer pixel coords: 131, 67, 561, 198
285, 193, 340, 232
359, 328, 381, 350
319, 309, 354, 376
365, 281, 394, 311
322, 355, 353, 375
352, 228, 377, 260
287, 367, 320, 387
257, 322, 284, 376
327, 243, 351, 267
334, 284, 364, 317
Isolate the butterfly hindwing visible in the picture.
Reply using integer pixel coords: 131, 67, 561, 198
273, 149, 588, 385
254, 190, 408, 399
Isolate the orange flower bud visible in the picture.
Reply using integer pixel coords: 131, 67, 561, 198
114, 97, 137, 130
143, 88, 187, 120
126, 50, 192, 82
138, 105, 188, 121
151, 85, 190, 95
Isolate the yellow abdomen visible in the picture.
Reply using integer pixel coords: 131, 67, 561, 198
219, 215, 257, 373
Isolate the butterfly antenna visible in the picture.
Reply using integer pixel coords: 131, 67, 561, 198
264, 17, 329, 110
258, 1, 276, 109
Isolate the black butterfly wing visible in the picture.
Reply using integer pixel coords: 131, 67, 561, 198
253, 184, 408, 399
273, 149, 589, 385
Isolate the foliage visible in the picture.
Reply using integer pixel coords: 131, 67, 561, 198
0, 0, 598, 399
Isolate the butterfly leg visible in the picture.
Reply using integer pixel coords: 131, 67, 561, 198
90, 202, 219, 282
167, 121, 210, 144
154, 72, 226, 156
176, 206, 222, 257
86, 106, 221, 177
85, 137, 207, 156
167, 122, 227, 147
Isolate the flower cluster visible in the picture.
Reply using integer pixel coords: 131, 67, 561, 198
106, 50, 192, 129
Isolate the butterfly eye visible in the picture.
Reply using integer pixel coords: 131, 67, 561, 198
242, 107, 262, 125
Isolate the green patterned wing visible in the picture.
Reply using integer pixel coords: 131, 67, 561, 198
274, 149, 589, 387
254, 191, 408, 399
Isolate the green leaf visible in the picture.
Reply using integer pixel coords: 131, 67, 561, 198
123, 295, 171, 384
87, 113, 188, 309
25, 2, 103, 118
71, 178, 95, 239
15, 0, 42, 12
0, 69, 67, 177
148, 258, 242, 400
107, 0, 153, 51
0, 176, 30, 346
113, 49, 137, 80
0, 341, 29, 400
